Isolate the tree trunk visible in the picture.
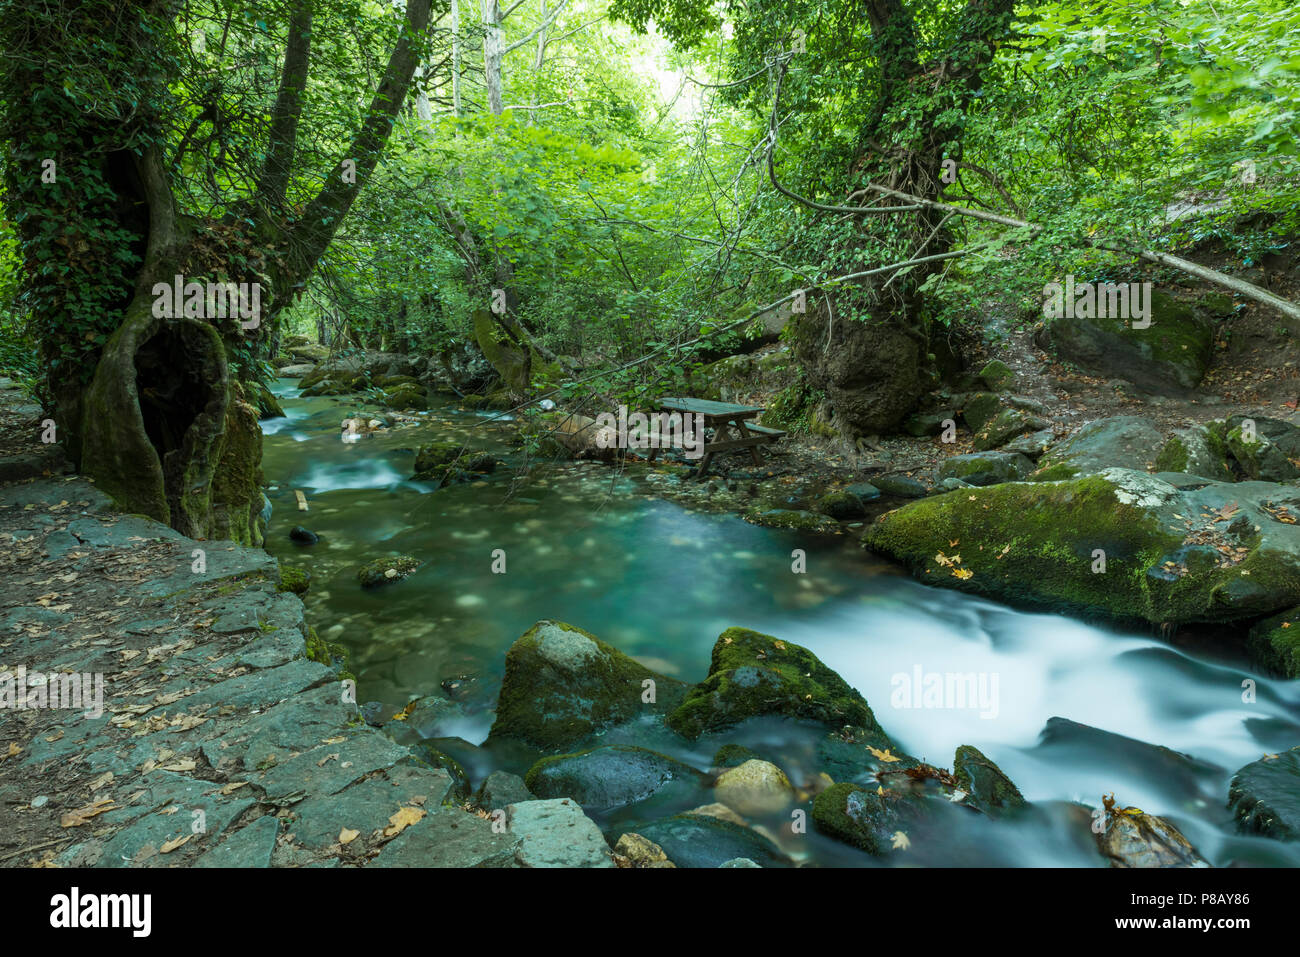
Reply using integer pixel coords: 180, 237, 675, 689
790, 0, 1017, 438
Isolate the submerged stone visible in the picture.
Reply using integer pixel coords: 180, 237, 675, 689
356, 555, 421, 588
1228, 746, 1300, 841
524, 745, 706, 812
632, 813, 791, 868
713, 759, 794, 816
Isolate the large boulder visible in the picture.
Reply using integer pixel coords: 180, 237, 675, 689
1043, 288, 1214, 394
864, 468, 1300, 627
665, 627, 892, 742
790, 297, 925, 436
487, 621, 686, 752
1033, 416, 1164, 480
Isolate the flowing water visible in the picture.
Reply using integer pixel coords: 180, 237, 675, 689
262, 379, 1300, 867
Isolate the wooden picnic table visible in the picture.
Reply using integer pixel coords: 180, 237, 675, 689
648, 396, 785, 479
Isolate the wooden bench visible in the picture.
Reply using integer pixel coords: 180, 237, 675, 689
648, 397, 786, 479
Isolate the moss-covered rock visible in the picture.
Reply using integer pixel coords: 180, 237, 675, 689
865, 468, 1300, 626
376, 374, 420, 389
973, 408, 1043, 451
1154, 424, 1233, 482
1044, 288, 1214, 394
665, 627, 891, 741
356, 555, 421, 588
741, 507, 842, 532
1223, 415, 1300, 482
712, 744, 763, 769
487, 620, 687, 752
276, 564, 311, 595
414, 742, 472, 801
811, 781, 928, 855
300, 370, 365, 396
938, 451, 1034, 487
383, 384, 429, 411
977, 359, 1015, 391
952, 745, 1026, 816
411, 441, 497, 482
252, 381, 285, 420
960, 392, 1004, 432
815, 490, 868, 521
1247, 607, 1300, 677
304, 625, 347, 672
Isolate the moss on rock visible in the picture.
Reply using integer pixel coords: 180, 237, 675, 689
810, 781, 926, 855
1247, 608, 1300, 677
665, 627, 890, 741
741, 507, 842, 532
356, 555, 421, 588
952, 744, 1027, 816
487, 620, 687, 752
277, 564, 311, 595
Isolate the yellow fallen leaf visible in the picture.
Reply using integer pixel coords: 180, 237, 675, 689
952, 567, 974, 580
339, 828, 360, 845
891, 831, 911, 851
160, 835, 191, 854
868, 746, 901, 763
220, 782, 249, 795
383, 806, 426, 838
61, 799, 118, 827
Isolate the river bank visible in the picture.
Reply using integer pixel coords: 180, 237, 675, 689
4, 367, 1300, 868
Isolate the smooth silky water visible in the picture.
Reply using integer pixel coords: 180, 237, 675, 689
263, 379, 1300, 867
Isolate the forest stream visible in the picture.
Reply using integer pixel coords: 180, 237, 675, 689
262, 379, 1300, 868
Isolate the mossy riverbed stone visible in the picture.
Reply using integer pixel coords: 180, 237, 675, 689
488, 620, 687, 752
665, 627, 891, 741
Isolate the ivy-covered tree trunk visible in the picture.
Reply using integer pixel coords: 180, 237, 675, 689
1, 0, 434, 544
790, 0, 1017, 437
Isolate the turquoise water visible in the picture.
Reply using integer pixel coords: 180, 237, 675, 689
263, 379, 1300, 866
